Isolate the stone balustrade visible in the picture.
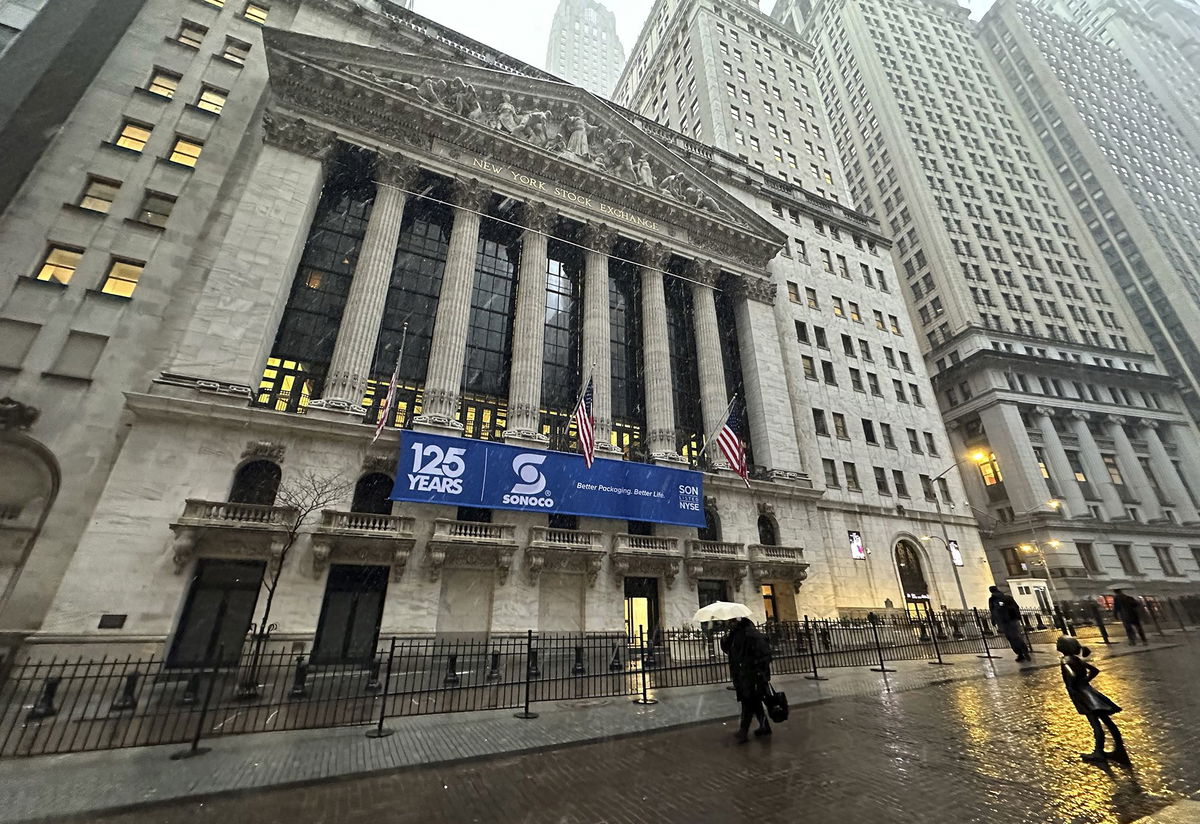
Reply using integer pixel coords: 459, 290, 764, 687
686, 539, 747, 559
178, 499, 298, 526
528, 527, 606, 551
613, 534, 680, 555
431, 518, 517, 543
318, 510, 415, 536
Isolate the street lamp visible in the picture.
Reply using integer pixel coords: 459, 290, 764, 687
1018, 539, 1062, 607
924, 452, 989, 612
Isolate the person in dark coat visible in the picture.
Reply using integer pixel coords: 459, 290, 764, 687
720, 617, 773, 742
988, 585, 1030, 662
1112, 589, 1147, 645
1057, 635, 1128, 764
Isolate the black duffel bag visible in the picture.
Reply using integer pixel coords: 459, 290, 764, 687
764, 683, 789, 723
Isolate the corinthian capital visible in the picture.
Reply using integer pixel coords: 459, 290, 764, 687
451, 177, 492, 211
685, 258, 720, 287
583, 221, 619, 252
262, 111, 335, 159
635, 241, 670, 270
377, 152, 422, 188
731, 276, 776, 306
520, 200, 556, 234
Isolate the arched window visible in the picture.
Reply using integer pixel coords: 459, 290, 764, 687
351, 473, 393, 515
698, 507, 720, 542
229, 460, 281, 506
756, 514, 777, 546
895, 540, 930, 601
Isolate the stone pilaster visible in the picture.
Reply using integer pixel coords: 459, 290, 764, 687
1033, 406, 1086, 518
976, 402, 1052, 513
1140, 421, 1200, 524
503, 201, 556, 442
415, 178, 490, 429
1067, 411, 1126, 519
309, 154, 420, 415
687, 259, 729, 470
581, 222, 620, 452
1104, 415, 1162, 522
637, 242, 681, 463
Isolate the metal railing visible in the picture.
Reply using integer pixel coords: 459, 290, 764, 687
2, 595, 1195, 759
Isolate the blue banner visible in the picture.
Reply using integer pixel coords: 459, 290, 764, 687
390, 431, 705, 527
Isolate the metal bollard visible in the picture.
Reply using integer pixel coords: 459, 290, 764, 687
1035, 612, 1046, 630
110, 673, 141, 712
485, 650, 502, 682
443, 653, 461, 687
180, 672, 201, 705
526, 648, 541, 679
608, 640, 623, 672
27, 676, 61, 721
364, 656, 382, 692
643, 637, 658, 669
571, 645, 586, 676
289, 655, 309, 698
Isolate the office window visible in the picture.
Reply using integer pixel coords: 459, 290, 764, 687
137, 192, 176, 227
1114, 544, 1138, 575
204, 0, 225, 5
1154, 545, 1179, 576
196, 86, 228, 114
813, 408, 829, 436
48, 331, 107, 379
223, 37, 251, 65
801, 355, 817, 380
889, 314, 902, 335
880, 423, 895, 449
805, 287, 818, 308
892, 470, 910, 498
795, 321, 808, 343
884, 347, 897, 368
147, 70, 182, 99
924, 432, 938, 456
823, 458, 840, 488
900, 352, 913, 372
907, 428, 922, 453
176, 21, 207, 49
859, 340, 872, 361
874, 310, 886, 330
1077, 542, 1101, 574
841, 334, 855, 357
821, 360, 836, 385
874, 466, 890, 495
936, 477, 950, 502
919, 474, 936, 500
862, 419, 877, 445
100, 259, 144, 297
848, 301, 861, 323
787, 281, 801, 303
168, 137, 204, 167
1001, 548, 1024, 578
77, 177, 119, 213
867, 372, 882, 396
243, 2, 269, 24
832, 297, 845, 317
832, 412, 849, 439
844, 462, 861, 491
814, 326, 827, 348
849, 368, 864, 392
34, 246, 82, 285
115, 121, 152, 152
978, 453, 1003, 486
910, 384, 923, 405
1102, 454, 1125, 486
893, 380, 907, 403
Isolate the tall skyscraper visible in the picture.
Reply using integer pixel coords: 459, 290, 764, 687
546, 0, 626, 96
768, 0, 1200, 597
979, 0, 1200, 425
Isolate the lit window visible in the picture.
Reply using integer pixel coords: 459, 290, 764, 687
222, 37, 251, 65
978, 453, 1004, 486
147, 70, 182, 99
77, 177, 120, 213
168, 137, 203, 167
205, 0, 225, 6
243, 2, 268, 24
196, 85, 227, 114
115, 121, 152, 152
35, 247, 82, 284
176, 22, 208, 49
137, 192, 176, 227
101, 259, 144, 297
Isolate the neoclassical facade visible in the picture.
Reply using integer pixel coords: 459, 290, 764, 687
0, 0, 992, 660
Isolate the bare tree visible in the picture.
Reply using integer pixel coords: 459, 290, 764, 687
238, 469, 352, 697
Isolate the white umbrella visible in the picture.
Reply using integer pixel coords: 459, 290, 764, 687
692, 601, 753, 623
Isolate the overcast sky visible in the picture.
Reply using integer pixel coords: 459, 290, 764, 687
411, 0, 994, 72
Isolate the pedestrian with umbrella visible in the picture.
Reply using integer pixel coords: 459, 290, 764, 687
697, 603, 773, 743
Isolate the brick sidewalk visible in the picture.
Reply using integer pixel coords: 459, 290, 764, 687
0, 636, 1181, 823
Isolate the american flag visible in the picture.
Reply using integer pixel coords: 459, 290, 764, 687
372, 359, 402, 443
573, 377, 596, 468
717, 404, 751, 487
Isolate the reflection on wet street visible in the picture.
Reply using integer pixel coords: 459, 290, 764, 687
58, 645, 1200, 824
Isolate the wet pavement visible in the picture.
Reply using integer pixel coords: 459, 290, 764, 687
35, 641, 1200, 824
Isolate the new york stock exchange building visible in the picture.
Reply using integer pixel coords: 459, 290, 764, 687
0, 0, 990, 663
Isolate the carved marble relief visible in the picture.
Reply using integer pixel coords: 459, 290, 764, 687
350, 68, 732, 217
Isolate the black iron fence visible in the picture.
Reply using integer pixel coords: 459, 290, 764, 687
2, 596, 1196, 759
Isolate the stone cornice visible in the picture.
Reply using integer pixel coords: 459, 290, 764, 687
261, 110, 336, 159
929, 347, 1178, 393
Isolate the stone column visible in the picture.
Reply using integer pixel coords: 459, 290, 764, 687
581, 222, 620, 452
636, 241, 681, 463
1067, 411, 1126, 519
688, 259, 730, 470
503, 202, 555, 442
309, 154, 420, 415
1167, 421, 1200, 511
1141, 421, 1200, 524
976, 402, 1052, 513
414, 178, 490, 429
1033, 406, 1087, 519
1104, 415, 1163, 522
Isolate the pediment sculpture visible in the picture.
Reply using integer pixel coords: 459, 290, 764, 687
352, 68, 732, 218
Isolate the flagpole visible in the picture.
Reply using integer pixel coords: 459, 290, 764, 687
561, 361, 595, 445
372, 322, 407, 443
697, 394, 738, 459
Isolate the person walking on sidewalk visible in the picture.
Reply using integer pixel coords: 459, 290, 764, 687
988, 585, 1031, 662
1057, 635, 1129, 765
720, 617, 773, 743
1113, 589, 1148, 645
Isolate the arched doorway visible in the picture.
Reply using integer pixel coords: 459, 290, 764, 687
351, 473, 393, 515
698, 507, 720, 542
229, 460, 281, 506
0, 417, 61, 616
894, 540, 931, 614
756, 514, 777, 546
